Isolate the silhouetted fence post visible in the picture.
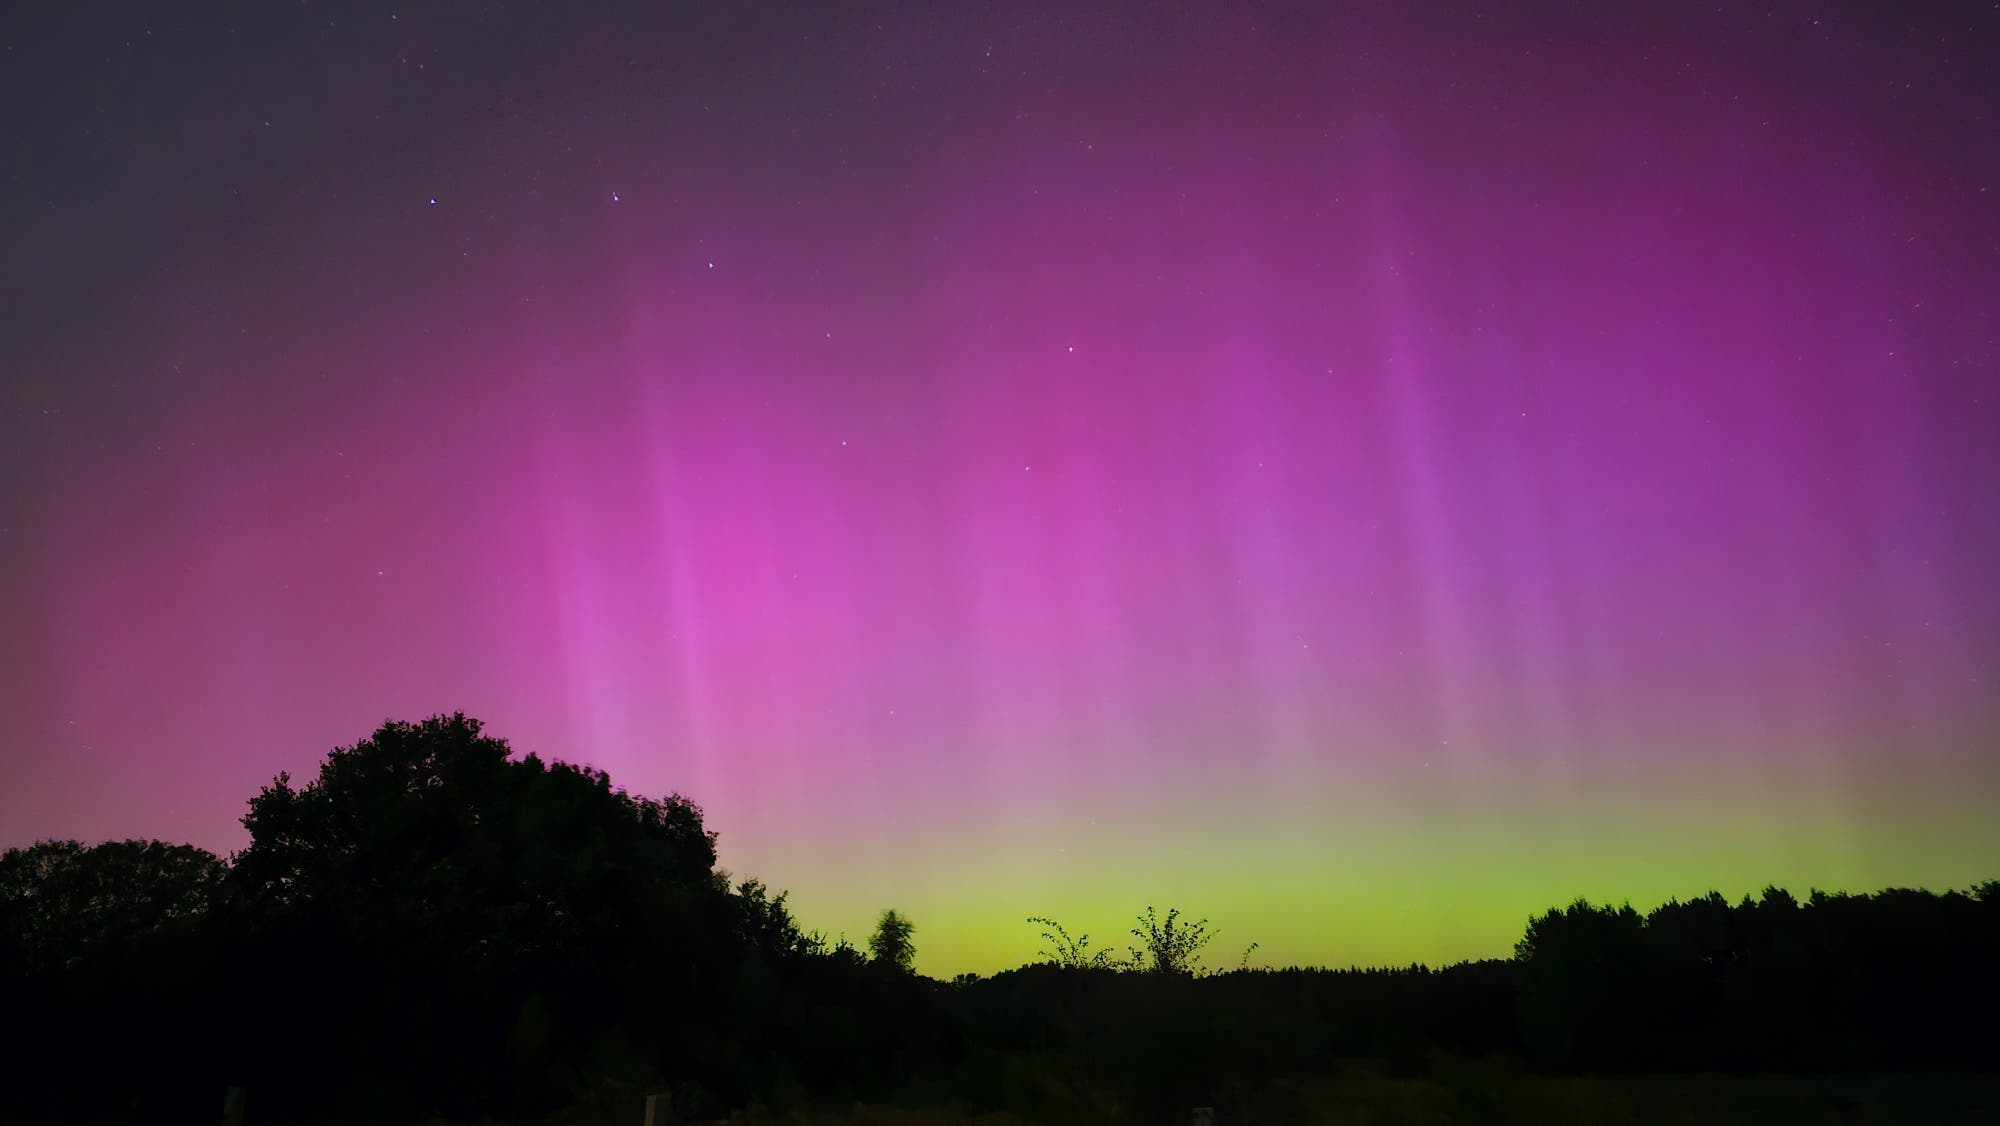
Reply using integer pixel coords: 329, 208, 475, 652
221, 1085, 247, 1126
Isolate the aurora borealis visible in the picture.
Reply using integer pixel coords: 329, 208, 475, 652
3, 2, 1996, 975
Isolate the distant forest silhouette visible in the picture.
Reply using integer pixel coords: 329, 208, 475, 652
3, 714, 1994, 1124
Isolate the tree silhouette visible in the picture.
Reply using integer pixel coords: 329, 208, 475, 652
869, 908, 917, 972
0, 839, 230, 1123
734, 877, 821, 961
0, 838, 225, 974
226, 713, 733, 1119
235, 714, 719, 936
6, 713, 1999, 1124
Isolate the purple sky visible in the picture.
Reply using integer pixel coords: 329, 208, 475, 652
3, 2, 1996, 973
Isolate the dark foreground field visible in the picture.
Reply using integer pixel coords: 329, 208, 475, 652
10, 722, 1997, 1126
503, 1065, 2000, 1126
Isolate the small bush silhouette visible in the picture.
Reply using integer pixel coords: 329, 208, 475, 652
1028, 907, 1256, 976
1027, 914, 1132, 970
1128, 906, 1216, 976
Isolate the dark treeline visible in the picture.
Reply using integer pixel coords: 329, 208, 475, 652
2, 715, 1994, 1124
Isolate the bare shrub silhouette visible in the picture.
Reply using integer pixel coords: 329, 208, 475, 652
1128, 906, 1216, 976
1027, 914, 1134, 970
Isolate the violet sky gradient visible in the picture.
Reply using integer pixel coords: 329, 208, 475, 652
3, 2, 1997, 973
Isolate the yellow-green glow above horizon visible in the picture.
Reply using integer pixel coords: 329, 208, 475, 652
729, 737, 2000, 976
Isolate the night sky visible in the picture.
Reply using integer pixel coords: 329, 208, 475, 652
3, 2, 1997, 975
